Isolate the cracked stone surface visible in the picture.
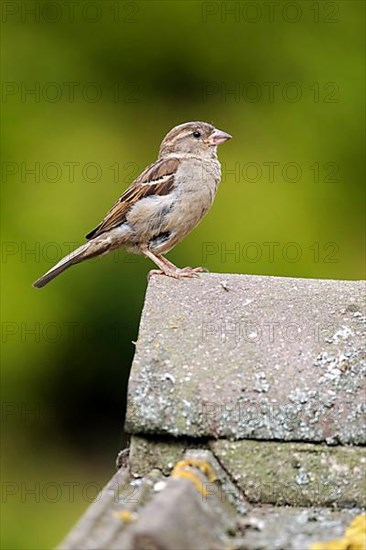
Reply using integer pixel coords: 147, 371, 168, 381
232, 506, 363, 550
210, 440, 366, 508
128, 436, 366, 508
125, 274, 366, 444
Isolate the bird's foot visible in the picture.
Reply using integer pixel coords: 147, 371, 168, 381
147, 269, 165, 280
179, 266, 209, 275
148, 266, 208, 280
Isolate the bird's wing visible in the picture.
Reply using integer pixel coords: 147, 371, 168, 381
85, 157, 179, 240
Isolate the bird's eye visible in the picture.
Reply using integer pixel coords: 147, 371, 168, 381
192, 131, 201, 138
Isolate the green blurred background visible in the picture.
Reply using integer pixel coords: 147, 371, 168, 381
1, 1, 365, 548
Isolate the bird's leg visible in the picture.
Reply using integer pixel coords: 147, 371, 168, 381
142, 248, 205, 279
156, 255, 180, 270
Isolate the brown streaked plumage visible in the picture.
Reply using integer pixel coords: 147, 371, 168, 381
33, 121, 231, 288
85, 157, 179, 240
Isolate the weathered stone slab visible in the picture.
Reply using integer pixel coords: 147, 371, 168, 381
58, 463, 237, 550
211, 440, 366, 508
128, 436, 366, 509
129, 441, 249, 514
118, 476, 235, 550
233, 506, 363, 550
125, 274, 366, 444
58, 464, 364, 550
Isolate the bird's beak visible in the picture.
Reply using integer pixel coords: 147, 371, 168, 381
207, 128, 232, 146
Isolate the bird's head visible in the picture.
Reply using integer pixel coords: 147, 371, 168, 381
159, 121, 232, 158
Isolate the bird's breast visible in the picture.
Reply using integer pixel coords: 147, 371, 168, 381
126, 156, 222, 254
162, 157, 221, 240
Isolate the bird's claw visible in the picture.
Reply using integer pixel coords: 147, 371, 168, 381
147, 266, 208, 280
147, 269, 165, 280
179, 266, 209, 274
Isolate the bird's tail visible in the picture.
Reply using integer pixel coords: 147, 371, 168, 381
33, 239, 111, 288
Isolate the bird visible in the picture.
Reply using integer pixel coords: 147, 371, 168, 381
33, 121, 231, 288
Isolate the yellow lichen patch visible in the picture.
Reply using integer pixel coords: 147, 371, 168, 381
172, 459, 217, 482
114, 510, 137, 523
311, 514, 366, 550
346, 515, 366, 540
171, 459, 218, 496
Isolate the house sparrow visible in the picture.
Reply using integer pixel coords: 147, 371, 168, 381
33, 121, 231, 288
